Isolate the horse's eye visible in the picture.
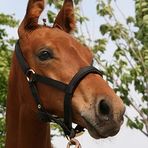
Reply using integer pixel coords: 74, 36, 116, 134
38, 50, 53, 61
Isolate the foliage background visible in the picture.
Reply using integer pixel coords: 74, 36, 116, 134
0, 0, 147, 147
0, 13, 18, 146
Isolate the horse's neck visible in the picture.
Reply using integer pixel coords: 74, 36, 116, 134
6, 54, 51, 148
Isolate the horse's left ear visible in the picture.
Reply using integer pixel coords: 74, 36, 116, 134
53, 0, 75, 33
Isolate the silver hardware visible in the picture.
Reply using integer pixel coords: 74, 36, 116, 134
38, 104, 41, 109
26, 69, 35, 82
67, 138, 82, 148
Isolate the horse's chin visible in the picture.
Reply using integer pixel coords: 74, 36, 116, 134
82, 117, 105, 139
82, 116, 120, 139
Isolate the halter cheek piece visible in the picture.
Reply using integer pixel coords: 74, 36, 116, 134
15, 41, 103, 139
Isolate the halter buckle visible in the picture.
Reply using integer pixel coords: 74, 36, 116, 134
26, 69, 35, 82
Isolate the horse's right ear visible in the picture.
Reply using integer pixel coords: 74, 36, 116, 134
18, 0, 44, 37
53, 0, 75, 33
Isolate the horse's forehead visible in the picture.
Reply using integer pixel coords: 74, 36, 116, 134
29, 27, 71, 41
25, 27, 74, 48
24, 27, 85, 51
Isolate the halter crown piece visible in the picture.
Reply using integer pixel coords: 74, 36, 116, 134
15, 41, 103, 139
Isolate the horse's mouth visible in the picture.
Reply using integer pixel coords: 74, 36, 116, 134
82, 116, 120, 139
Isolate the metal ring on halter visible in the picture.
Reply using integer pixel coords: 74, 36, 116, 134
26, 69, 35, 82
66, 138, 82, 148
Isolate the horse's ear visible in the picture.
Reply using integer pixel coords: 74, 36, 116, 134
18, 0, 44, 37
53, 0, 75, 33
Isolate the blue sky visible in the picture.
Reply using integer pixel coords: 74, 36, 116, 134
1, 0, 148, 148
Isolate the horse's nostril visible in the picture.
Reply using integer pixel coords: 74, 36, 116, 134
99, 100, 110, 115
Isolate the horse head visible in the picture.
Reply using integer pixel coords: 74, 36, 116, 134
16, 0, 125, 139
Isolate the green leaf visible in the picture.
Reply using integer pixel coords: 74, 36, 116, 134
97, 4, 113, 17
0, 13, 18, 27
74, 0, 81, 5
142, 108, 148, 115
100, 24, 110, 35
79, 16, 89, 24
113, 47, 125, 60
135, 118, 144, 130
126, 16, 135, 24
127, 118, 136, 128
93, 38, 107, 53
47, 10, 56, 23
127, 117, 143, 130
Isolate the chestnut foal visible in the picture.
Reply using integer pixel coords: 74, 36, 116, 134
6, 0, 125, 148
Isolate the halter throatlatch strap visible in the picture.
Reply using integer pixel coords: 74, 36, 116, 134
15, 41, 103, 139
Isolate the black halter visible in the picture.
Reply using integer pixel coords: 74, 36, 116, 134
15, 41, 103, 138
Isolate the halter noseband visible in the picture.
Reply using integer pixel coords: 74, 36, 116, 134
15, 41, 103, 139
